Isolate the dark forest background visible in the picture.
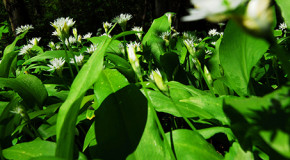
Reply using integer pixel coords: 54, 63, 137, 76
0, 0, 219, 47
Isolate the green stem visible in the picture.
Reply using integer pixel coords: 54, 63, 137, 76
194, 58, 215, 95
62, 42, 75, 78
141, 80, 176, 160
168, 95, 196, 131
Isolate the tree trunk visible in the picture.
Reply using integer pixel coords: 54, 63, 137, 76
3, 0, 31, 36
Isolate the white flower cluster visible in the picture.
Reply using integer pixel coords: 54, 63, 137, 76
70, 54, 84, 66
51, 17, 75, 31
19, 44, 33, 55
208, 29, 222, 36
15, 24, 34, 35
279, 22, 287, 30
29, 37, 41, 46
160, 31, 171, 40
112, 13, 133, 24
48, 57, 65, 71
87, 44, 98, 54
83, 32, 92, 39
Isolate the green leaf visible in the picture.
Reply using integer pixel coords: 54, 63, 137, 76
224, 142, 254, 160
23, 50, 69, 65
260, 130, 290, 158
82, 122, 96, 152
142, 13, 171, 63
165, 129, 223, 160
0, 74, 48, 106
126, 104, 171, 160
29, 157, 64, 160
0, 51, 18, 78
198, 126, 235, 141
276, 0, 290, 28
92, 69, 148, 159
2, 139, 56, 160
55, 37, 112, 159
113, 31, 143, 40
219, 20, 269, 96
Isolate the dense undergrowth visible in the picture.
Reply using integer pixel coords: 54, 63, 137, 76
0, 0, 290, 159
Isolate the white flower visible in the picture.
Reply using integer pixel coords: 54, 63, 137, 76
83, 32, 92, 39
182, 0, 245, 22
184, 39, 196, 56
119, 43, 125, 54
50, 17, 75, 39
11, 106, 25, 117
47, 57, 65, 71
19, 44, 33, 55
149, 69, 168, 92
242, 0, 272, 36
206, 50, 213, 55
55, 45, 61, 50
101, 33, 111, 38
48, 41, 55, 49
87, 44, 98, 54
73, 28, 78, 38
211, 42, 216, 45
160, 31, 171, 40
15, 24, 34, 35
126, 41, 142, 80
279, 22, 287, 30
112, 13, 133, 24
132, 26, 143, 40
52, 31, 58, 36
166, 13, 174, 24
103, 21, 113, 33
69, 36, 76, 44
208, 29, 219, 36
70, 54, 84, 66
183, 32, 197, 41
29, 37, 41, 46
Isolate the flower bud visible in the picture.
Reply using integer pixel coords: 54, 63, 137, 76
149, 69, 168, 92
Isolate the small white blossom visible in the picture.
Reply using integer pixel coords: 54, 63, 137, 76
103, 21, 113, 33
55, 45, 61, 50
211, 42, 216, 45
101, 33, 111, 38
52, 31, 58, 36
48, 41, 55, 49
183, 32, 197, 41
208, 29, 219, 36
47, 57, 65, 71
112, 13, 133, 24
19, 44, 33, 55
29, 37, 41, 46
11, 106, 25, 117
279, 22, 287, 30
69, 36, 76, 44
119, 43, 125, 54
87, 44, 98, 54
15, 24, 34, 35
166, 13, 174, 24
184, 39, 195, 48
160, 31, 171, 40
70, 54, 84, 66
83, 32, 92, 39
50, 17, 75, 39
132, 26, 142, 32
206, 50, 213, 55
149, 69, 168, 92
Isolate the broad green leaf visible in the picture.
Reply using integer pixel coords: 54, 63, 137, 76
2, 139, 56, 160
276, 0, 290, 28
165, 129, 223, 160
180, 95, 229, 124
0, 96, 22, 148
0, 101, 9, 115
113, 31, 143, 40
198, 127, 235, 141
146, 88, 213, 119
260, 130, 290, 158
23, 50, 69, 65
28, 103, 61, 120
0, 51, 18, 78
126, 104, 171, 160
45, 84, 69, 101
105, 53, 135, 80
0, 31, 27, 77
93, 69, 148, 159
106, 40, 122, 55
224, 142, 254, 160
29, 157, 64, 160
0, 74, 48, 106
142, 13, 170, 63
219, 20, 269, 96
82, 122, 96, 152
55, 37, 111, 159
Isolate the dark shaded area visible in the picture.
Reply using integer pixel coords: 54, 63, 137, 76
92, 84, 147, 159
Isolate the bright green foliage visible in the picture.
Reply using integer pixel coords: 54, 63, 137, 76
2, 139, 56, 160
0, 3, 289, 159
276, 0, 290, 28
219, 20, 269, 96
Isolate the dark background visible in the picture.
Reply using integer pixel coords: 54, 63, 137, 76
0, 0, 219, 46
